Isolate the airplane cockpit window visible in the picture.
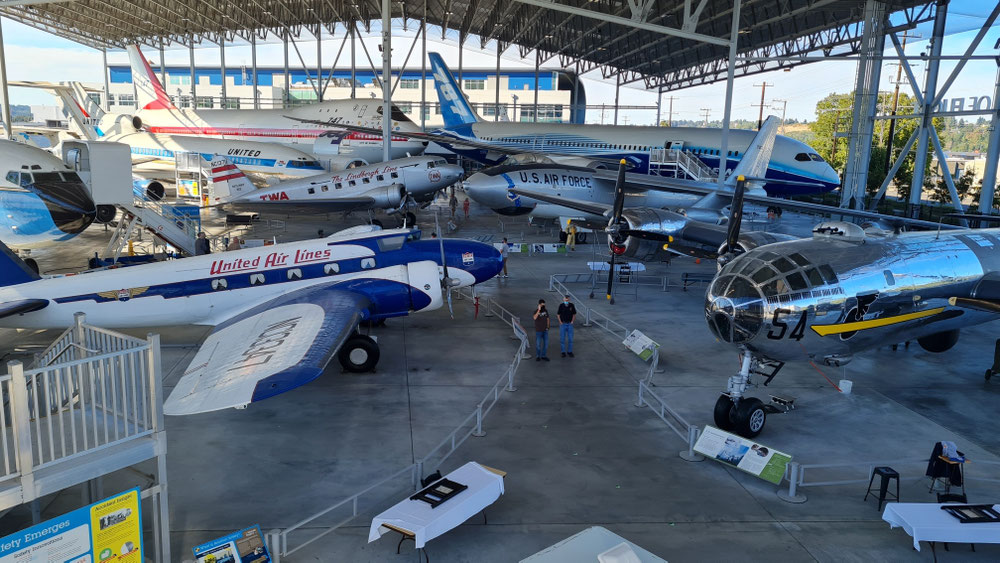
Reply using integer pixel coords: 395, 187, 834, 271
5, 171, 18, 185
20, 173, 33, 187
805, 267, 824, 286
427, 161, 435, 168
434, 159, 447, 166
377, 236, 406, 251
751, 265, 778, 284
61, 172, 83, 183
789, 253, 810, 267
772, 257, 796, 273
34, 172, 64, 183
786, 272, 808, 291
809, 153, 825, 162
818, 264, 838, 284
794, 153, 811, 162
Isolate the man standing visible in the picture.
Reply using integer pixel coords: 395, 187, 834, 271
195, 232, 211, 255
566, 223, 577, 251
532, 299, 550, 362
463, 197, 471, 219
500, 237, 509, 278
449, 191, 458, 218
557, 294, 577, 357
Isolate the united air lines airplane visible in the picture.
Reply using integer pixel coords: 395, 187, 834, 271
122, 45, 427, 167
0, 227, 503, 415
210, 155, 463, 219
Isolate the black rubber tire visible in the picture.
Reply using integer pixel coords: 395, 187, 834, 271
405, 211, 417, 226
95, 205, 117, 224
987, 369, 993, 382
338, 335, 380, 373
23, 258, 39, 274
713, 395, 736, 431
145, 181, 165, 201
371, 219, 383, 229
734, 397, 767, 438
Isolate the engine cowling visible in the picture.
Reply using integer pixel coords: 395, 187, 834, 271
613, 208, 692, 262
361, 185, 405, 209
917, 329, 960, 353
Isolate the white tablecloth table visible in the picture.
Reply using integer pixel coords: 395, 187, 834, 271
882, 502, 1000, 551
368, 461, 505, 549
587, 261, 646, 272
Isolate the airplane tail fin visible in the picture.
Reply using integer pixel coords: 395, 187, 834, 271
428, 52, 480, 128
126, 44, 177, 111
0, 241, 41, 287
209, 155, 256, 203
725, 115, 779, 192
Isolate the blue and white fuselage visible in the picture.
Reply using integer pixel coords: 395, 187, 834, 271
0, 140, 96, 247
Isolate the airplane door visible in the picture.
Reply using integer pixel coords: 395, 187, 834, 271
292, 124, 301, 144
666, 140, 685, 150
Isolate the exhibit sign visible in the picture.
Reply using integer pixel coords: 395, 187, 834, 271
623, 330, 660, 362
194, 525, 271, 563
694, 425, 792, 485
0, 487, 143, 562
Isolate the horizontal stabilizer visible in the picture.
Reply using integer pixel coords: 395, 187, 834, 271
0, 241, 41, 287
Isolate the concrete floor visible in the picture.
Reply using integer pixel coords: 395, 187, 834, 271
3, 194, 1000, 562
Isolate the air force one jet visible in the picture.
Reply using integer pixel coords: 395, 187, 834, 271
123, 45, 427, 166
422, 53, 839, 196
209, 155, 463, 218
0, 140, 96, 249
0, 227, 503, 415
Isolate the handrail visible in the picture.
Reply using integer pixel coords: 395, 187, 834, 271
272, 287, 529, 559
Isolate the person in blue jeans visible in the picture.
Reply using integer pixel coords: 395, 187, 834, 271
557, 295, 577, 357
532, 299, 551, 361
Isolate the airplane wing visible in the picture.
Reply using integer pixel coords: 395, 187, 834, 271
949, 271, 1000, 313
509, 187, 612, 217
163, 284, 371, 416
284, 116, 631, 168
222, 197, 396, 214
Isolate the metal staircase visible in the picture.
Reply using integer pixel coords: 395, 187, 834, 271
105, 196, 200, 259
649, 148, 717, 182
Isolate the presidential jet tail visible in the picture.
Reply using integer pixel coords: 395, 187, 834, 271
428, 52, 480, 128
126, 44, 178, 111
0, 240, 41, 287
209, 155, 256, 204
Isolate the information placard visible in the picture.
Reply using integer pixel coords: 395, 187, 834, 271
194, 525, 271, 563
622, 330, 660, 362
0, 487, 143, 562
694, 425, 792, 485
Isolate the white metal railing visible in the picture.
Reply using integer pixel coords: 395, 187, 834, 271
2, 313, 161, 481
780, 457, 1000, 503
268, 289, 529, 560
649, 148, 717, 182
548, 275, 629, 340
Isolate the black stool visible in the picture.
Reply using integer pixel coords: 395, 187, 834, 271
864, 466, 899, 510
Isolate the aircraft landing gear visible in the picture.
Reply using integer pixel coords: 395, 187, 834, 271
339, 334, 380, 373
713, 352, 767, 438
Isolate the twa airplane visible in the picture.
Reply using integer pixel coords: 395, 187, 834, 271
209, 155, 463, 221
0, 227, 503, 415
122, 45, 427, 167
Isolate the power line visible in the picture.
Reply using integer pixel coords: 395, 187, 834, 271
699, 107, 711, 127
752, 82, 773, 129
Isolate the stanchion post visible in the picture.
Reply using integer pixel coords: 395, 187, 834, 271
583, 307, 592, 327
414, 460, 424, 490
777, 461, 808, 503
484, 296, 494, 317
472, 404, 486, 437
634, 380, 645, 407
267, 530, 282, 562
679, 426, 704, 462
505, 365, 517, 392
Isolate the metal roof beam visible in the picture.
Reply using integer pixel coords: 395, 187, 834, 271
509, 0, 730, 46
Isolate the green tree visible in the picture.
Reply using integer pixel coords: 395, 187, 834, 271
807, 92, 940, 201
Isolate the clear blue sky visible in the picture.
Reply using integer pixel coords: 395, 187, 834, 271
1, 0, 996, 125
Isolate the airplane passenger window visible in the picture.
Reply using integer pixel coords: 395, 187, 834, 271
795, 153, 811, 162
363, 178, 370, 184
335, 183, 342, 189
361, 258, 376, 269
377, 175, 384, 181
786, 272, 808, 291
321, 186, 329, 192
427, 162, 435, 168
391, 172, 399, 179
349, 180, 356, 186
307, 188, 315, 194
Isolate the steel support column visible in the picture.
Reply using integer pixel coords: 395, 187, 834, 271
252, 35, 258, 109
979, 55, 1000, 214
533, 51, 540, 123
283, 31, 290, 107
842, 0, 886, 209
158, 44, 166, 94
189, 37, 196, 105
718, 0, 742, 186
382, 0, 392, 161
103, 47, 110, 112
495, 42, 501, 122
0, 19, 10, 139
421, 0, 427, 130
351, 24, 356, 99
316, 26, 323, 102
613, 74, 620, 125
909, 0, 947, 206
220, 40, 227, 107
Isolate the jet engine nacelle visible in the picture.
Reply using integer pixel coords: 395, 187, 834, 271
917, 329, 960, 353
313, 131, 350, 157
361, 185, 405, 209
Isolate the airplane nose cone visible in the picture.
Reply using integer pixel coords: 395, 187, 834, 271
462, 173, 506, 207
442, 164, 464, 183
31, 178, 97, 235
705, 274, 765, 344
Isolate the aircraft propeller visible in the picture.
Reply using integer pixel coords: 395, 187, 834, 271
715, 175, 748, 268
435, 213, 459, 318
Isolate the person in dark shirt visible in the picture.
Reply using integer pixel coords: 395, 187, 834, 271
532, 299, 550, 362
195, 232, 211, 255
557, 295, 577, 357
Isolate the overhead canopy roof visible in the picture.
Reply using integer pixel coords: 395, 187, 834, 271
0, 0, 934, 90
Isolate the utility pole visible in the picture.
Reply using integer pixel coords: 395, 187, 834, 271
772, 99, 787, 134
883, 31, 918, 180
753, 82, 773, 129
700, 107, 711, 127
665, 96, 678, 127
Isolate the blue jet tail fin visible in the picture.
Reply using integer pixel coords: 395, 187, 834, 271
0, 241, 41, 287
428, 52, 480, 128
